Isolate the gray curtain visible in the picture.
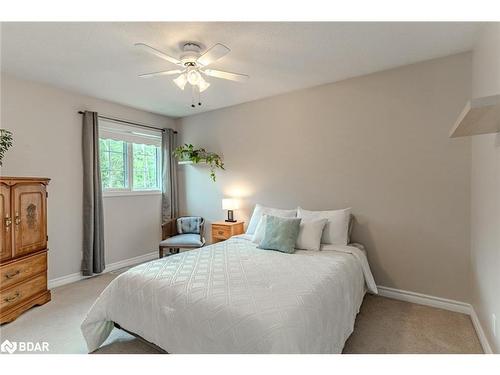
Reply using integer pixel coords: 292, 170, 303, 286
81, 111, 105, 276
162, 129, 178, 222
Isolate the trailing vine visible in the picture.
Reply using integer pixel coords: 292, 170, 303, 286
173, 144, 224, 182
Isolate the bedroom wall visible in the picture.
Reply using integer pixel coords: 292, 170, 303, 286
470, 23, 500, 353
0, 74, 175, 280
177, 53, 472, 303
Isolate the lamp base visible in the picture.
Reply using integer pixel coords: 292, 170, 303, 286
225, 209, 236, 223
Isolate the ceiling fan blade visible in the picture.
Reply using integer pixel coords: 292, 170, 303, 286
138, 69, 184, 78
135, 43, 182, 66
203, 69, 249, 82
197, 43, 230, 67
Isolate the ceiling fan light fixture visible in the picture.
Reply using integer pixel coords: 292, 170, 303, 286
136, 41, 247, 107
186, 68, 201, 85
173, 73, 187, 90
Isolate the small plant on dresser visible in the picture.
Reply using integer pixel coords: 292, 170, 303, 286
0, 129, 13, 166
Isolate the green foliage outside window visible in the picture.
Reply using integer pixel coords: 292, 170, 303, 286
133, 143, 160, 190
99, 138, 160, 191
99, 139, 127, 190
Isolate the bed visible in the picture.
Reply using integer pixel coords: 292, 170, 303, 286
81, 234, 377, 353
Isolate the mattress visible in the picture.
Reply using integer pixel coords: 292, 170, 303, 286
81, 236, 377, 353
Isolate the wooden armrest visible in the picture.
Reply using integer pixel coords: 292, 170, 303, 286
162, 218, 178, 240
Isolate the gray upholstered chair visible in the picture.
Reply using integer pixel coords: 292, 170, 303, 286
159, 216, 205, 258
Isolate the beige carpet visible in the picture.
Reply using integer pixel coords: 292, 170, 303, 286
0, 272, 482, 354
343, 294, 482, 353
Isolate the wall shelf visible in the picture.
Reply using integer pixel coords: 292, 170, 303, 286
449, 94, 500, 138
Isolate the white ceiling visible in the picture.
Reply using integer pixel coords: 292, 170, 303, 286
1, 22, 482, 118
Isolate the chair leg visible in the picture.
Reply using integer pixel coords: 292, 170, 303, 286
159, 246, 164, 259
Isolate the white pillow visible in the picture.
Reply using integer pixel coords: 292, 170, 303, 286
295, 218, 328, 251
246, 204, 296, 235
297, 207, 351, 245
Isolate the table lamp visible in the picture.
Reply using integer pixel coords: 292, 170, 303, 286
222, 198, 239, 222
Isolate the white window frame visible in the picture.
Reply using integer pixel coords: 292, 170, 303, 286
98, 120, 162, 197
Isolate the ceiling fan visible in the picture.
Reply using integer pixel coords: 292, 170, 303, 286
135, 42, 249, 107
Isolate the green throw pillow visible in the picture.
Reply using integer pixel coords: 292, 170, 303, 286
258, 215, 301, 254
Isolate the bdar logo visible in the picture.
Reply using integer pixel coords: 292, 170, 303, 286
1, 339, 17, 354
0, 340, 49, 353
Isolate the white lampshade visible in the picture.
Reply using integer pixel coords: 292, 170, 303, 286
222, 198, 239, 210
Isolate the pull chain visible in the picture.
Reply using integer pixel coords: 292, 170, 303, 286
190, 85, 202, 108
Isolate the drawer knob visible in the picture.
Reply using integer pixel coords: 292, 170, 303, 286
5, 270, 20, 279
4, 292, 20, 303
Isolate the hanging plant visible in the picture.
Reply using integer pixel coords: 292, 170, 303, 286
173, 144, 225, 182
0, 129, 13, 166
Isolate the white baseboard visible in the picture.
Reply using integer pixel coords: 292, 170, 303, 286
48, 251, 158, 289
470, 307, 494, 354
48, 272, 84, 289
377, 285, 471, 314
103, 251, 158, 273
377, 285, 493, 354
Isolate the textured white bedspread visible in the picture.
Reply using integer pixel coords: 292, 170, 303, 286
81, 236, 377, 353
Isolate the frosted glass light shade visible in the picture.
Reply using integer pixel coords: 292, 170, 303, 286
173, 74, 187, 90
187, 69, 201, 85
198, 76, 210, 92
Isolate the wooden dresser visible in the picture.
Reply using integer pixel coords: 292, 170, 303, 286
0, 177, 51, 324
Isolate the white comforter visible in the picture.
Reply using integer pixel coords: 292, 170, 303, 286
81, 236, 377, 353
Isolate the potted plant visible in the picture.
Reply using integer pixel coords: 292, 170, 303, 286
0, 129, 13, 166
173, 144, 224, 182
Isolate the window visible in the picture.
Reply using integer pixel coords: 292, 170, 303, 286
132, 143, 161, 190
98, 120, 162, 194
99, 139, 128, 190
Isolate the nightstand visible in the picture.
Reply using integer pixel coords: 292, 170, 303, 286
211, 221, 245, 243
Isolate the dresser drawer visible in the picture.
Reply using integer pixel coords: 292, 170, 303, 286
1, 273, 47, 312
212, 225, 232, 239
0, 252, 47, 290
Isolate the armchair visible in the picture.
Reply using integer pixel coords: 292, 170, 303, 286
159, 216, 205, 258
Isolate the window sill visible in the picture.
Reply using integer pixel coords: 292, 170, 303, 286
103, 190, 162, 198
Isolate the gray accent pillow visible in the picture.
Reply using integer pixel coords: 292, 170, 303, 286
177, 216, 202, 234
258, 215, 302, 254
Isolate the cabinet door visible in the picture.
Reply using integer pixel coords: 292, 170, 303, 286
12, 183, 47, 258
0, 184, 12, 262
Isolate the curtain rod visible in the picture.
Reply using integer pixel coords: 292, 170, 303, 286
77, 111, 177, 134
